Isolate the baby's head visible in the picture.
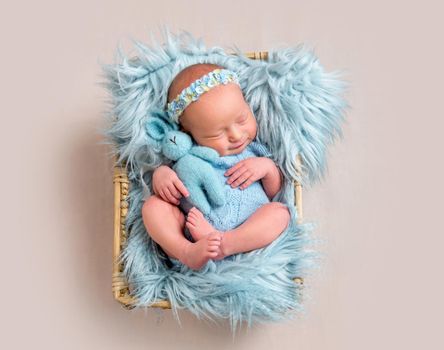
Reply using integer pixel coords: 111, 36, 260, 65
166, 64, 257, 156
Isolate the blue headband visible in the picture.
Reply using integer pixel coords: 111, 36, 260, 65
166, 68, 240, 124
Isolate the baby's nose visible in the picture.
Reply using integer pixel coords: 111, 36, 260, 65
228, 127, 243, 142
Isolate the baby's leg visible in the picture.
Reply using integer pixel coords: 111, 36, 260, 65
221, 202, 290, 256
142, 195, 222, 270
185, 202, 290, 257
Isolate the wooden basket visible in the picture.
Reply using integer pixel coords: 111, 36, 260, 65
112, 51, 304, 309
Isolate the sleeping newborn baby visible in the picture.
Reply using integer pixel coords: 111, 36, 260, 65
142, 64, 290, 270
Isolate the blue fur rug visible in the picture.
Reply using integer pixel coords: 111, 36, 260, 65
100, 28, 348, 332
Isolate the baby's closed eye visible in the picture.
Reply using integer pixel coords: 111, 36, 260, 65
206, 132, 224, 139
238, 116, 248, 124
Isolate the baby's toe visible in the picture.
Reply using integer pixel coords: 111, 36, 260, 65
185, 221, 195, 229
208, 240, 221, 248
208, 251, 218, 258
207, 232, 222, 241
189, 207, 198, 214
194, 208, 204, 218
187, 215, 196, 224
208, 245, 219, 253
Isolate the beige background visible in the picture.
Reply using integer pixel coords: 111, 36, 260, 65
1, 0, 443, 349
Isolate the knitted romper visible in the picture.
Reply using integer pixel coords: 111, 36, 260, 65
177, 139, 280, 242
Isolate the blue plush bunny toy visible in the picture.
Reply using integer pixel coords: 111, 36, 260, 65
145, 109, 226, 216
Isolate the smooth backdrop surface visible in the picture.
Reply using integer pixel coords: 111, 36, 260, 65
1, 1, 443, 349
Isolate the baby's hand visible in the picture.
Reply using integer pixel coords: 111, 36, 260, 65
152, 165, 189, 205
224, 157, 274, 190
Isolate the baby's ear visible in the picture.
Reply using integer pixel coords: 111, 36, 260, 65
179, 124, 189, 134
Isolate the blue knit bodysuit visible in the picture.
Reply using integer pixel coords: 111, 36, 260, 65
178, 140, 273, 241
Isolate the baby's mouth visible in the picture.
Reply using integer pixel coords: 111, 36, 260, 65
230, 139, 247, 150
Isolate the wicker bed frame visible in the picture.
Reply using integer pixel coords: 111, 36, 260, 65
112, 51, 304, 309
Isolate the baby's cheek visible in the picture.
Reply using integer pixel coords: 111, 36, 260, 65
199, 138, 224, 155
216, 140, 229, 155
250, 122, 258, 139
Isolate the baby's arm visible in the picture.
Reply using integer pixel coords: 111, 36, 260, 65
261, 160, 284, 199
224, 157, 283, 200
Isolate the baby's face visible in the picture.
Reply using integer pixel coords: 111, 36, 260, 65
179, 83, 257, 156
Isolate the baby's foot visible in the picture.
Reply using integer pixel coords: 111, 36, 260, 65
186, 207, 217, 241
182, 232, 222, 270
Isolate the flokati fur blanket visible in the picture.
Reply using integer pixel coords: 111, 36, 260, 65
100, 28, 348, 331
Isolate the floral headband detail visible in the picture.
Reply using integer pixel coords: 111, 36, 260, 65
166, 68, 240, 124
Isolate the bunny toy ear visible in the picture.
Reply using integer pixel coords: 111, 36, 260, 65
145, 108, 178, 147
